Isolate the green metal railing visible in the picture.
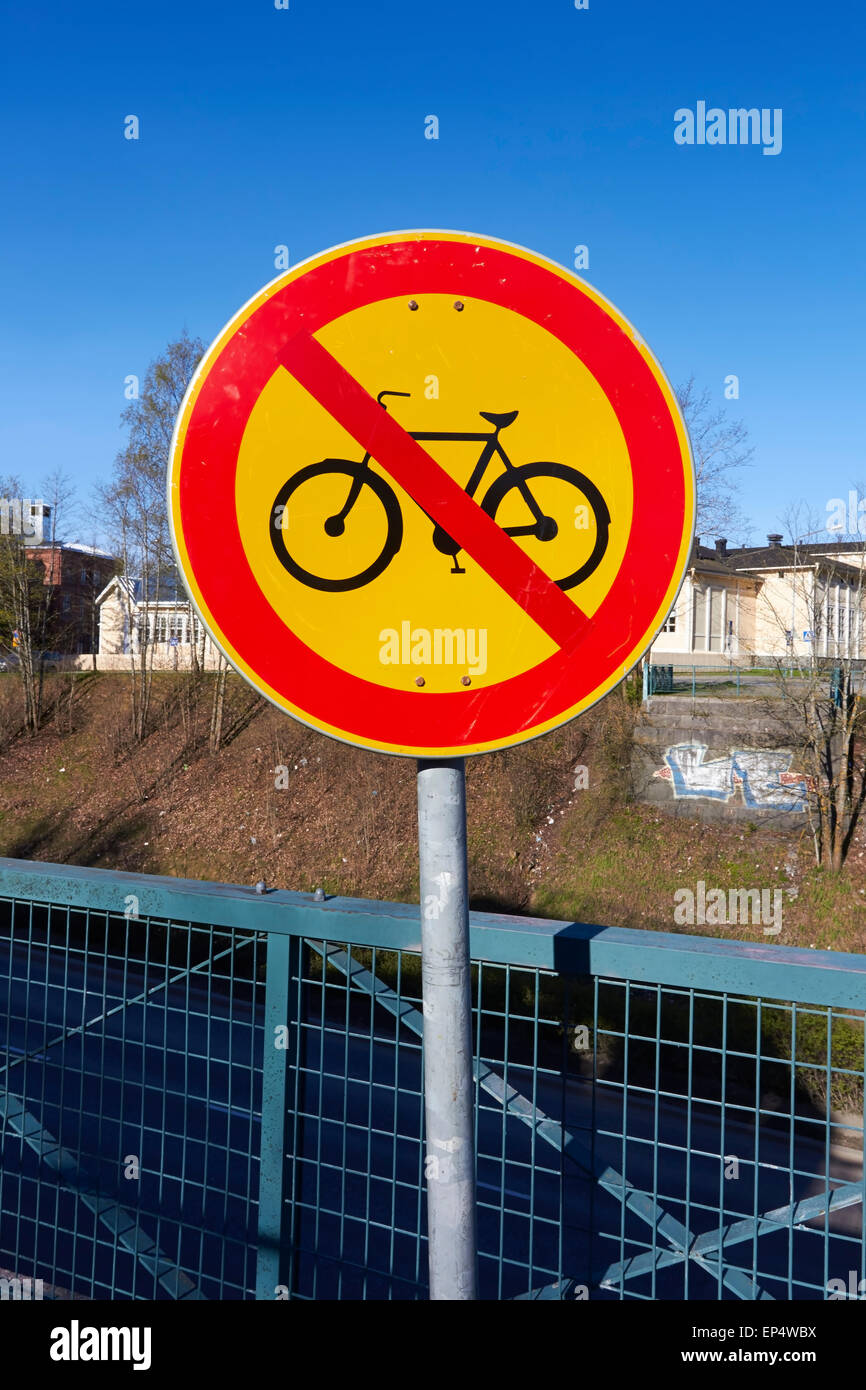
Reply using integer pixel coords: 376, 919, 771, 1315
0, 858, 864, 1300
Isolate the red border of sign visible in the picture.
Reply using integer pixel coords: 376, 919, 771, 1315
176, 237, 687, 750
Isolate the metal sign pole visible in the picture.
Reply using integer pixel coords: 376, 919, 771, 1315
416, 757, 478, 1300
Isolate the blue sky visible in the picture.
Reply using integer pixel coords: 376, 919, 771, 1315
2, 0, 863, 545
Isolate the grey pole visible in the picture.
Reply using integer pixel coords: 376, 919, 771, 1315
416, 757, 478, 1300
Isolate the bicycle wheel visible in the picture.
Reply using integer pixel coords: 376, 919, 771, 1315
480, 461, 610, 590
270, 459, 403, 592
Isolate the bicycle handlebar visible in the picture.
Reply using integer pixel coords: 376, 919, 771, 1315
376, 390, 411, 409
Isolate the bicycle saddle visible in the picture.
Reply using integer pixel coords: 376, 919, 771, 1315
479, 410, 519, 427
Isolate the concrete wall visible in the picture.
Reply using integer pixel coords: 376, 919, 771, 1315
749, 571, 815, 663
632, 696, 812, 827
650, 572, 762, 665
650, 582, 691, 657
97, 589, 129, 655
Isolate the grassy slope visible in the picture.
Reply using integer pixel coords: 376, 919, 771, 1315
0, 670, 864, 952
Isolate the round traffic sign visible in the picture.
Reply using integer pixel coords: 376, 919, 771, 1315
169, 230, 694, 756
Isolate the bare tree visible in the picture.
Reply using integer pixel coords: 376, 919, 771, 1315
76, 520, 119, 670
0, 472, 76, 733
676, 377, 753, 541
99, 332, 204, 741
209, 652, 229, 753
104, 476, 161, 743
748, 506, 866, 870
641, 380, 753, 679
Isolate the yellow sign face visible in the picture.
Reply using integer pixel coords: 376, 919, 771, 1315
170, 231, 694, 756
236, 293, 633, 693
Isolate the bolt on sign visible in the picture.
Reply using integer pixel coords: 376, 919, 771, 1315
169, 230, 695, 756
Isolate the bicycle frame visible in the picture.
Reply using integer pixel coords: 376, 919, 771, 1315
409, 428, 511, 502
271, 394, 611, 592
340, 415, 544, 535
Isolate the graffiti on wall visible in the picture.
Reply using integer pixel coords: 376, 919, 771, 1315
653, 743, 812, 812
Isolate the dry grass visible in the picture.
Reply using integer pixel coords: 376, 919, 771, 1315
0, 672, 864, 956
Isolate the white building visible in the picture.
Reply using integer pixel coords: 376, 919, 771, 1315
651, 536, 866, 666
94, 575, 222, 668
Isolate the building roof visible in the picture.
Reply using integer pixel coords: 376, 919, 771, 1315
129, 574, 185, 603
24, 540, 116, 559
64, 541, 116, 560
690, 549, 736, 577
95, 571, 188, 606
692, 536, 866, 579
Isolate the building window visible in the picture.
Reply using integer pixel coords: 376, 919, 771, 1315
155, 614, 169, 644
660, 612, 677, 633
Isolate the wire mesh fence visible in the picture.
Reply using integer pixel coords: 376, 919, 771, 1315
646, 663, 866, 700
0, 861, 863, 1300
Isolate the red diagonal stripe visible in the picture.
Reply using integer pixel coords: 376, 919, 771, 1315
279, 331, 589, 651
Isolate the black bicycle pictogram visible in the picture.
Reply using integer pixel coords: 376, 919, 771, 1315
270, 390, 611, 593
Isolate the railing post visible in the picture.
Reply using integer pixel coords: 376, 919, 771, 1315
256, 932, 296, 1299
416, 758, 478, 1300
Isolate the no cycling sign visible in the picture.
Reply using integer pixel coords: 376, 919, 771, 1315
169, 230, 695, 756
168, 228, 696, 1301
